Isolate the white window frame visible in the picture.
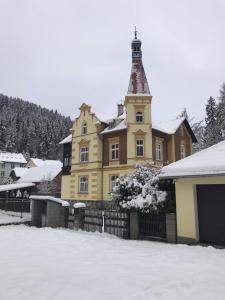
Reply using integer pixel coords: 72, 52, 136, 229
180, 144, 186, 159
79, 176, 88, 193
136, 111, 143, 123
136, 139, 144, 157
80, 147, 89, 162
156, 143, 163, 161
110, 143, 119, 160
111, 175, 119, 192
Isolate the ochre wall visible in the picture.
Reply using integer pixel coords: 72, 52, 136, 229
61, 175, 71, 199
125, 95, 153, 165
175, 176, 225, 242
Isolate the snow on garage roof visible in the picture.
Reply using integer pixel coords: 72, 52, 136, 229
0, 152, 27, 164
18, 163, 62, 183
30, 195, 69, 207
160, 140, 225, 178
0, 182, 35, 192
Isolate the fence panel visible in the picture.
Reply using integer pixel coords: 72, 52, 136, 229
104, 211, 130, 239
83, 209, 103, 233
0, 198, 31, 213
138, 213, 166, 240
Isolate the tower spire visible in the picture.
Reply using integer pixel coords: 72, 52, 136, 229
127, 31, 150, 95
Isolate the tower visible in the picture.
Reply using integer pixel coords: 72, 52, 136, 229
124, 29, 153, 165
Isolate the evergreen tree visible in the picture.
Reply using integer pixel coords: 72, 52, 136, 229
204, 97, 220, 147
216, 83, 225, 139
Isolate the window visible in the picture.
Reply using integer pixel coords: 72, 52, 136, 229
111, 175, 119, 192
80, 147, 88, 162
180, 126, 184, 137
0, 171, 5, 177
180, 145, 186, 159
110, 143, 119, 160
136, 139, 144, 157
156, 143, 163, 161
79, 176, 88, 193
11, 163, 15, 169
136, 112, 143, 123
1, 163, 5, 169
82, 122, 87, 135
64, 155, 71, 167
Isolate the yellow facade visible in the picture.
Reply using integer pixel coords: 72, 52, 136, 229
175, 176, 225, 242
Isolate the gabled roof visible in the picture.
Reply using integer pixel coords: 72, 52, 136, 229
29, 158, 62, 167
152, 117, 197, 142
18, 163, 62, 183
100, 119, 127, 135
160, 140, 225, 178
11, 167, 28, 178
0, 152, 27, 164
59, 134, 72, 144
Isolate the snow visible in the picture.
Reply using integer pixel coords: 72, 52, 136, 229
74, 202, 86, 208
30, 195, 69, 207
0, 210, 31, 224
152, 117, 185, 135
0, 182, 35, 192
11, 167, 28, 177
29, 158, 62, 167
59, 134, 72, 144
161, 140, 225, 178
18, 163, 62, 183
0, 151, 27, 164
1, 226, 225, 300
101, 119, 127, 134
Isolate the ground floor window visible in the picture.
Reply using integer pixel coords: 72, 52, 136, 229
110, 175, 119, 192
180, 144, 186, 159
79, 176, 88, 192
156, 143, 163, 161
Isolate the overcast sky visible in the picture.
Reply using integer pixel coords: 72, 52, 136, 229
0, 0, 225, 123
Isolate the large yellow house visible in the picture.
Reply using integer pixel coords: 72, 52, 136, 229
60, 34, 196, 205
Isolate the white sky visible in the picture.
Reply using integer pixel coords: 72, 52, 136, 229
0, 0, 224, 123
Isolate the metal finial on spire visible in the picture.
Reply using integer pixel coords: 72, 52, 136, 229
134, 26, 137, 39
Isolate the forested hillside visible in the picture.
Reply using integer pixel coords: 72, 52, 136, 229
0, 94, 72, 160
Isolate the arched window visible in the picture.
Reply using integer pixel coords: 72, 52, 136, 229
82, 122, 87, 135
136, 112, 143, 123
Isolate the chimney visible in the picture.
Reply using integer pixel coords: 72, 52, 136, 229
117, 104, 124, 117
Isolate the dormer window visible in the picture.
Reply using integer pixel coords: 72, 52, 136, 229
136, 112, 143, 123
108, 121, 114, 129
82, 122, 87, 135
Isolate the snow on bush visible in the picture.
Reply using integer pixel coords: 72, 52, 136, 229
111, 165, 167, 212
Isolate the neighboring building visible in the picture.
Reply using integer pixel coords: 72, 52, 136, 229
160, 140, 225, 246
0, 151, 27, 182
18, 162, 63, 197
26, 158, 62, 168
60, 33, 196, 203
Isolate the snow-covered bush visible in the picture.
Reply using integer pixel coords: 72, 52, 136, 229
111, 165, 167, 213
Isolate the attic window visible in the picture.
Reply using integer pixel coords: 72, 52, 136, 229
108, 121, 114, 129
82, 122, 87, 135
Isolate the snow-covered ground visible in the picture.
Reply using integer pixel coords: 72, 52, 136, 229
0, 226, 225, 300
0, 210, 31, 225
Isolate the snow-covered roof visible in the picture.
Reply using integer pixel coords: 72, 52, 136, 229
29, 158, 62, 167
18, 163, 62, 183
74, 202, 86, 209
0, 152, 27, 164
152, 117, 185, 135
160, 140, 225, 178
0, 182, 35, 192
59, 134, 72, 144
11, 167, 28, 178
30, 195, 69, 207
100, 119, 127, 135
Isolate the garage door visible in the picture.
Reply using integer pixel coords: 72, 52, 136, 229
197, 184, 225, 246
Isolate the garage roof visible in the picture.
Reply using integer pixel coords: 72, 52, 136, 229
160, 140, 225, 178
